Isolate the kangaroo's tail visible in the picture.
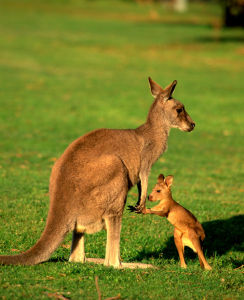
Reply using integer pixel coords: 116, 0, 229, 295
196, 222, 206, 242
0, 213, 72, 265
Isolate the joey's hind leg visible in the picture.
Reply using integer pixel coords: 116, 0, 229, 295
104, 216, 122, 268
174, 229, 187, 268
188, 229, 212, 270
69, 231, 86, 263
197, 240, 205, 269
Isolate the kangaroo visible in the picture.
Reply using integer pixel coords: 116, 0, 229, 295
0, 78, 195, 267
140, 174, 211, 270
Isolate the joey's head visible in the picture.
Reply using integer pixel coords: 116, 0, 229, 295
148, 77, 195, 132
148, 174, 173, 202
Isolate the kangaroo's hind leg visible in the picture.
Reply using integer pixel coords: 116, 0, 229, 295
174, 229, 187, 268
197, 239, 205, 269
188, 229, 212, 270
104, 215, 122, 268
69, 231, 86, 263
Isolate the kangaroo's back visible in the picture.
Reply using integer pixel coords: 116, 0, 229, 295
50, 128, 143, 193
169, 202, 205, 239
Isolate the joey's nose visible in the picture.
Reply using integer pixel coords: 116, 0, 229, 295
187, 122, 195, 132
190, 122, 196, 131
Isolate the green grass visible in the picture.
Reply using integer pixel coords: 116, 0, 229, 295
0, 0, 244, 299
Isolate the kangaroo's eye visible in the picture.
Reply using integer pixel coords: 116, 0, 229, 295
176, 108, 183, 114
156, 190, 161, 193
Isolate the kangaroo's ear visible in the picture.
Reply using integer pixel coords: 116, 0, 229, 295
148, 77, 164, 98
165, 175, 174, 188
157, 174, 165, 183
163, 80, 177, 100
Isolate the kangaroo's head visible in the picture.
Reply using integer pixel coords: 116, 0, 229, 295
148, 77, 195, 132
148, 174, 173, 202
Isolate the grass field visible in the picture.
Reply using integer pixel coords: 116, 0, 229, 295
0, 0, 244, 299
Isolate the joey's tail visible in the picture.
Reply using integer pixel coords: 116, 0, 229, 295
196, 222, 206, 241
0, 214, 72, 265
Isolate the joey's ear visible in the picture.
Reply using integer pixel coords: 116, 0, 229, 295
165, 175, 174, 188
157, 174, 165, 183
162, 80, 177, 100
148, 77, 164, 98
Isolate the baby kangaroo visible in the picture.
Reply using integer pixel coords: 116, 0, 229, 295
142, 174, 211, 270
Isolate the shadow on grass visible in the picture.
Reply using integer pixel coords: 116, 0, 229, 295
202, 214, 244, 255
133, 215, 244, 266
197, 36, 244, 43
48, 257, 67, 263
138, 20, 211, 28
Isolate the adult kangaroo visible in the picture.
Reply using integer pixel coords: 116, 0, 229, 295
0, 77, 195, 267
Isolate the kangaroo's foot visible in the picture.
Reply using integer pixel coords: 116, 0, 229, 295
180, 262, 187, 268
69, 231, 86, 263
204, 264, 212, 271
69, 254, 86, 263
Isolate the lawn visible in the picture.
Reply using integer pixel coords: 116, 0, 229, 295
0, 0, 243, 299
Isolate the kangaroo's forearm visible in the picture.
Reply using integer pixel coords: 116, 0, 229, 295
150, 209, 168, 217
142, 208, 167, 217
136, 181, 142, 206
137, 173, 148, 208
141, 208, 152, 214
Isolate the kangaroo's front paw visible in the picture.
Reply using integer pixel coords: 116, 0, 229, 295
128, 205, 137, 213
135, 204, 146, 214
127, 205, 143, 214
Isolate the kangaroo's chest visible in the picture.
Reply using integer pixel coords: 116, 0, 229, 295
141, 140, 168, 169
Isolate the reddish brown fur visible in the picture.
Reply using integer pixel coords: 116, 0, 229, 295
0, 78, 195, 267
142, 174, 211, 270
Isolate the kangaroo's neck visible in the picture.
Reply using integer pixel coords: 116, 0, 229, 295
136, 101, 171, 156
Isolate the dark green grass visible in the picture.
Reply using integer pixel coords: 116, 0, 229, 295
0, 0, 244, 299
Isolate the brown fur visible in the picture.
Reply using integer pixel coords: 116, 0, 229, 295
0, 78, 195, 267
142, 174, 212, 270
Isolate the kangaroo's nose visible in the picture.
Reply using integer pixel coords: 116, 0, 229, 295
192, 123, 195, 128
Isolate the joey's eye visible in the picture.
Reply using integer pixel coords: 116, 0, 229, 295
176, 108, 183, 114
156, 190, 161, 193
